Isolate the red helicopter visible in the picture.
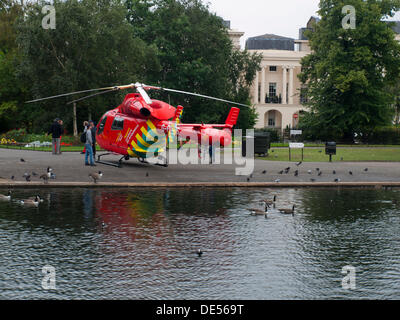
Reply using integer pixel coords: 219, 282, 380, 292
27, 83, 246, 167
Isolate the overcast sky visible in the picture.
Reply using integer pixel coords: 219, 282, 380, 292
206, 0, 400, 48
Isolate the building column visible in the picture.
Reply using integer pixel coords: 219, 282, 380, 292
282, 66, 287, 104
288, 66, 294, 105
253, 71, 259, 104
260, 67, 266, 104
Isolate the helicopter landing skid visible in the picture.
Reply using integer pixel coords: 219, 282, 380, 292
138, 156, 168, 167
96, 153, 127, 168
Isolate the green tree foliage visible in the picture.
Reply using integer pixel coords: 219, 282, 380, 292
126, 0, 261, 128
16, 0, 160, 133
0, 1, 25, 131
298, 0, 400, 142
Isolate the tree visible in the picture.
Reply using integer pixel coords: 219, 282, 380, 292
16, 0, 160, 134
0, 0, 25, 131
126, 0, 261, 128
298, 0, 400, 142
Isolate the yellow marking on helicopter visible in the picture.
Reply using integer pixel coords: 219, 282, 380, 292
128, 120, 165, 158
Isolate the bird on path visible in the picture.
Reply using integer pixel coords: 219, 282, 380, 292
296, 161, 302, 166
274, 179, 280, 183
332, 170, 336, 175
294, 170, 299, 177
334, 178, 341, 182
364, 168, 368, 172
310, 178, 316, 182
197, 249, 203, 257
20, 158, 25, 162
262, 170, 267, 174
318, 171, 322, 176
39, 174, 49, 184
89, 171, 103, 183
278, 170, 284, 174
349, 171, 353, 175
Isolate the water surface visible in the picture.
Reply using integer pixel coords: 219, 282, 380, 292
0, 187, 399, 299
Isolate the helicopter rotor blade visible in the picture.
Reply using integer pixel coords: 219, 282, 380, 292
155, 87, 251, 108
66, 88, 119, 105
25, 86, 118, 104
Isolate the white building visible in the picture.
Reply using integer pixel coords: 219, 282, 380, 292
227, 17, 400, 132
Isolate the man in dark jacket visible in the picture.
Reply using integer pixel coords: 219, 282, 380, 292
47, 118, 63, 155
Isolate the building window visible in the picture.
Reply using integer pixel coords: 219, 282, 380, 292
269, 66, 277, 72
268, 118, 275, 127
268, 110, 276, 127
269, 83, 277, 97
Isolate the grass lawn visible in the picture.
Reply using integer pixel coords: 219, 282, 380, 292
261, 147, 400, 162
1, 143, 400, 162
0, 144, 90, 152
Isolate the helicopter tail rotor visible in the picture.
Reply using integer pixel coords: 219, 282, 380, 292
225, 107, 240, 127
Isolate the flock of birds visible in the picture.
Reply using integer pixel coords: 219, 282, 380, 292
10, 158, 104, 184
0, 190, 43, 207
248, 161, 370, 183
248, 195, 295, 218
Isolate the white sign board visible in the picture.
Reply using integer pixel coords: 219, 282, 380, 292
290, 130, 303, 135
289, 143, 304, 149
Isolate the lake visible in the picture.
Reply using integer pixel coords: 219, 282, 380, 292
0, 187, 399, 299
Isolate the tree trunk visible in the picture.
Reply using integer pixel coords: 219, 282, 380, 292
73, 102, 78, 137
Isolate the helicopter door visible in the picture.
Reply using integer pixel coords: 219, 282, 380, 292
111, 115, 126, 150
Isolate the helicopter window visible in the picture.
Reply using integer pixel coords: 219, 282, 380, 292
111, 117, 124, 130
98, 116, 107, 135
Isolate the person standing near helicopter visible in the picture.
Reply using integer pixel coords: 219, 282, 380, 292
83, 121, 95, 166
47, 118, 63, 155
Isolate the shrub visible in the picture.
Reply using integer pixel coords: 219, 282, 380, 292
254, 128, 282, 142
361, 127, 400, 145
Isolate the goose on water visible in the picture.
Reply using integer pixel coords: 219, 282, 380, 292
249, 202, 268, 216
264, 195, 276, 207
19, 196, 40, 207
0, 190, 11, 201
278, 205, 295, 215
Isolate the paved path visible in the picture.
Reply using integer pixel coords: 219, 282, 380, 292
0, 148, 400, 187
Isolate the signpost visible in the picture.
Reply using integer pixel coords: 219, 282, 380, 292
290, 130, 302, 136
289, 142, 304, 161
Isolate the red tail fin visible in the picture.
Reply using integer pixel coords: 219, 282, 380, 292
225, 107, 240, 127
173, 105, 184, 123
